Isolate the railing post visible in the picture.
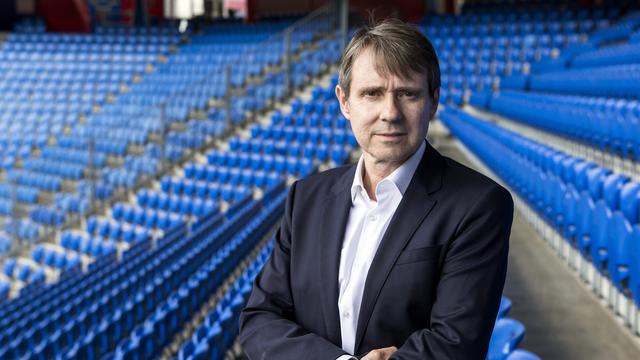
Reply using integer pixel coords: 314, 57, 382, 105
283, 29, 292, 98
11, 178, 19, 251
224, 64, 232, 130
88, 136, 96, 213
160, 103, 168, 173
339, 0, 349, 51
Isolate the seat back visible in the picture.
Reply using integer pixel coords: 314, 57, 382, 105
487, 318, 526, 360
498, 296, 512, 319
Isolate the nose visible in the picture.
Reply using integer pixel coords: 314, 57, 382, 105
380, 93, 401, 122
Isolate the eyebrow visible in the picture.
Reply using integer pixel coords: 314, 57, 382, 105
358, 86, 423, 95
394, 87, 423, 94
358, 86, 385, 95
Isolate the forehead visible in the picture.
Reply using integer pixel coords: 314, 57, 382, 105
350, 47, 427, 88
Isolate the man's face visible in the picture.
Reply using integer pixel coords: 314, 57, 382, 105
336, 47, 439, 167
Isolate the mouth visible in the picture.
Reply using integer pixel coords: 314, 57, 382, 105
375, 133, 407, 140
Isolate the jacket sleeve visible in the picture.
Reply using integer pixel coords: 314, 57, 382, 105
239, 181, 351, 359
390, 185, 514, 360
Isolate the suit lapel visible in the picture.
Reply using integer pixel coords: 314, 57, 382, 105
354, 142, 444, 352
319, 164, 356, 346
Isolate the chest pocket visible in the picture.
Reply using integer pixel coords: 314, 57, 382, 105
395, 244, 443, 265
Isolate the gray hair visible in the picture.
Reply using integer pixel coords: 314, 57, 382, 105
338, 18, 441, 99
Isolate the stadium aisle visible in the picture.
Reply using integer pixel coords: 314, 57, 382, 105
434, 130, 640, 360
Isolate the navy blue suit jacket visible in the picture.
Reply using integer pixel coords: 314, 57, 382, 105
239, 141, 514, 359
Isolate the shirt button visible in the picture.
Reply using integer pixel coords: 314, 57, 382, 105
368, 214, 377, 222
343, 311, 351, 319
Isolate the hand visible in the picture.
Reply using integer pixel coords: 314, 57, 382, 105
361, 346, 398, 360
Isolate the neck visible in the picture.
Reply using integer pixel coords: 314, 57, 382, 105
361, 154, 405, 201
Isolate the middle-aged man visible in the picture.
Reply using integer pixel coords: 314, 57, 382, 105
239, 19, 514, 360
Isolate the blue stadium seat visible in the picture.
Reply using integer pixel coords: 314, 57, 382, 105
506, 349, 541, 360
498, 296, 512, 319
487, 318, 526, 360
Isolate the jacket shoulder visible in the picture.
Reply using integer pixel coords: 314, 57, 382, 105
293, 163, 354, 198
441, 156, 512, 204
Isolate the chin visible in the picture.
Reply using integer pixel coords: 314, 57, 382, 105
372, 150, 413, 164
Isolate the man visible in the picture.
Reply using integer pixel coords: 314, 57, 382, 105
239, 19, 513, 359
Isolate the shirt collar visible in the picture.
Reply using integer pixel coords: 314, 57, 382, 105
350, 139, 426, 204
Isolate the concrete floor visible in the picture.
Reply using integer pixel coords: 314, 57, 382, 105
435, 136, 640, 360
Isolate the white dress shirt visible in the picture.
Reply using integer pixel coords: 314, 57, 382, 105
336, 140, 426, 359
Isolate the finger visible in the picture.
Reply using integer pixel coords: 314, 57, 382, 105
361, 350, 383, 360
381, 346, 398, 359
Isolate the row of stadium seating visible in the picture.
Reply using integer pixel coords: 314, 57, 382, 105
2, 259, 47, 287
428, 6, 618, 24
582, 11, 640, 46
486, 296, 538, 360
499, 63, 640, 98
110, 195, 284, 360
420, 6, 618, 104
15, 18, 180, 37
532, 11, 640, 72
2, 219, 40, 241
470, 90, 640, 160
426, 20, 603, 36
452, 9, 640, 342
572, 39, 640, 69
0, 183, 39, 203
440, 107, 640, 333
177, 246, 268, 360
59, 232, 119, 258
0, 184, 285, 358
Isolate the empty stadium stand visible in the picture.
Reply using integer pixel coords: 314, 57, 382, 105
0, 5, 352, 358
425, 5, 640, 359
0, 1, 639, 358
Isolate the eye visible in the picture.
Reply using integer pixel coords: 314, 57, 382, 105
398, 90, 419, 99
362, 89, 382, 98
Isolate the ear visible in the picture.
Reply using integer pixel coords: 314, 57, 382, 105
335, 85, 351, 121
429, 87, 440, 119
